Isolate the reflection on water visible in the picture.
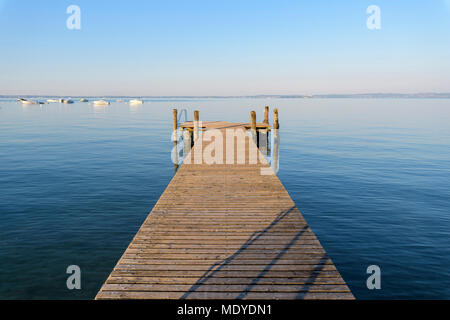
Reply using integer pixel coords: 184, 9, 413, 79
129, 105, 142, 113
0, 98, 449, 299
92, 104, 108, 114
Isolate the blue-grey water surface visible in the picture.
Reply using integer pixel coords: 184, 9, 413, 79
0, 98, 449, 299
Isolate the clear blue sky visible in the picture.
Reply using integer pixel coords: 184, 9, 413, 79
0, 0, 449, 96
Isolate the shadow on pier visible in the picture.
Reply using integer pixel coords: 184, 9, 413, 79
181, 206, 332, 299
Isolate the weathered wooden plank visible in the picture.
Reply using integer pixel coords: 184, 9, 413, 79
121, 253, 329, 259
97, 291, 354, 300
125, 249, 327, 254
129, 241, 323, 248
100, 283, 351, 293
112, 264, 339, 272
107, 277, 346, 285
110, 270, 343, 278
117, 259, 335, 265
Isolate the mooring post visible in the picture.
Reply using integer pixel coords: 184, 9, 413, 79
250, 111, 257, 146
183, 129, 191, 158
193, 110, 203, 164
172, 109, 179, 172
274, 108, 279, 129
194, 110, 200, 142
258, 106, 269, 155
272, 108, 279, 173
173, 109, 178, 141
264, 106, 269, 124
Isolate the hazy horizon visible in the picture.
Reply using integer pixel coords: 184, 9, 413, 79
2, 92, 450, 98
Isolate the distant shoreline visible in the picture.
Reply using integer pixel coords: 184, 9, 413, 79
1, 93, 450, 99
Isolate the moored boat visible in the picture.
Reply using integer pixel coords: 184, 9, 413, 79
18, 98, 37, 105
93, 99, 110, 106
129, 99, 143, 105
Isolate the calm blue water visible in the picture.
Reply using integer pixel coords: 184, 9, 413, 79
0, 98, 449, 299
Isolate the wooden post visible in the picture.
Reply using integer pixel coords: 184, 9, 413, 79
194, 110, 200, 142
172, 109, 179, 172
274, 108, 279, 129
250, 111, 257, 146
259, 106, 269, 155
272, 108, 279, 174
193, 111, 203, 164
183, 129, 191, 157
264, 106, 269, 124
172, 109, 178, 142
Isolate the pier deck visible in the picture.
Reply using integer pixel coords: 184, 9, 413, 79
95, 120, 353, 299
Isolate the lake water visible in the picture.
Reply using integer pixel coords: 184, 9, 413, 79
0, 98, 449, 299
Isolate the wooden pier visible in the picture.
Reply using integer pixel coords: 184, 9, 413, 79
95, 108, 353, 300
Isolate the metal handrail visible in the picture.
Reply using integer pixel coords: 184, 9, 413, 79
177, 108, 188, 126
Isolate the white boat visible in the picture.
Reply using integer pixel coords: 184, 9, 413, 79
19, 98, 37, 105
80, 98, 88, 102
47, 99, 58, 103
129, 99, 143, 105
64, 99, 74, 104
93, 99, 110, 106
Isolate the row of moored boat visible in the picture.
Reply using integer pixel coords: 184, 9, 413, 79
17, 98, 144, 106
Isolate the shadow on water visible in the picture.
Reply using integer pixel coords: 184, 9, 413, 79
181, 206, 329, 299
